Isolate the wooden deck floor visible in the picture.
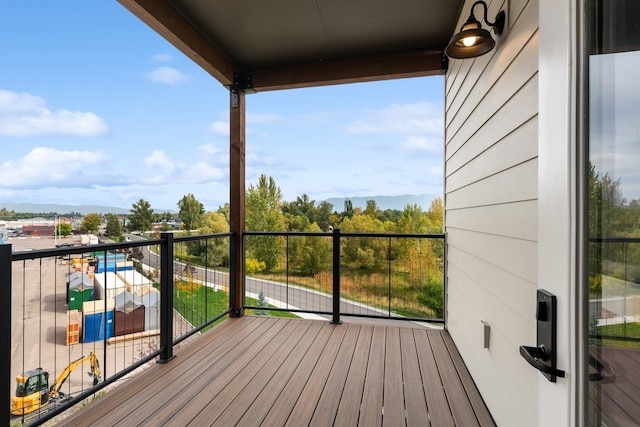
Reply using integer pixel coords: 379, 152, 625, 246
58, 316, 494, 426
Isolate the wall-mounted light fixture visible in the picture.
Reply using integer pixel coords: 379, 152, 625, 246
445, 1, 506, 59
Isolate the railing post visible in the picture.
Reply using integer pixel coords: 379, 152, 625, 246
332, 228, 342, 324
229, 233, 238, 314
1, 244, 11, 426
159, 233, 175, 362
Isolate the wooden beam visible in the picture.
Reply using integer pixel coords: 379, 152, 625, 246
229, 90, 246, 317
250, 50, 447, 92
117, 0, 235, 86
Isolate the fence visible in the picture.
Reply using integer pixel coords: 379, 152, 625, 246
2, 229, 445, 425
243, 229, 446, 323
589, 237, 640, 345
2, 233, 232, 426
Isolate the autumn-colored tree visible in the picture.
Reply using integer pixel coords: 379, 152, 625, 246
56, 222, 74, 237
81, 213, 102, 234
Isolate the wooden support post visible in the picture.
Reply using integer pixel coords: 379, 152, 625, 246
229, 89, 246, 317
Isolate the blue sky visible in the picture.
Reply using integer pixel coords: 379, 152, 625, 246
0, 1, 444, 212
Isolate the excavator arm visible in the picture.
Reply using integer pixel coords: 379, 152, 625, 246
49, 352, 102, 398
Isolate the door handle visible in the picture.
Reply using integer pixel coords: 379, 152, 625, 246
588, 353, 615, 383
519, 345, 566, 379
519, 290, 565, 382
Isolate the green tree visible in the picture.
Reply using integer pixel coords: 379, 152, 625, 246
194, 211, 231, 267
342, 199, 354, 219
128, 199, 154, 232
178, 193, 205, 232
417, 278, 444, 318
56, 222, 73, 237
364, 199, 380, 218
246, 175, 287, 272
105, 213, 124, 240
315, 201, 334, 231
289, 223, 332, 274
282, 194, 314, 231
0, 208, 16, 220
340, 214, 387, 269
426, 197, 444, 233
217, 203, 230, 223
81, 213, 102, 234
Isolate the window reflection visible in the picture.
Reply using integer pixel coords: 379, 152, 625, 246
587, 2, 640, 424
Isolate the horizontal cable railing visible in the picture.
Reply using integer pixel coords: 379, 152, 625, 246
2, 232, 232, 426
589, 237, 640, 345
243, 229, 445, 323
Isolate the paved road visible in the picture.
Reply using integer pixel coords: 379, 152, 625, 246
127, 234, 394, 320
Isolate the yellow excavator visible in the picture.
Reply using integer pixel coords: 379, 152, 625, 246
11, 352, 101, 416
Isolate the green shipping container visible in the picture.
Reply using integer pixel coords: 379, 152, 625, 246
69, 288, 93, 310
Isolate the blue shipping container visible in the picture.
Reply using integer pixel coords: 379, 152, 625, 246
82, 300, 114, 342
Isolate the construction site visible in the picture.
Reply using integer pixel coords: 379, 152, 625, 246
8, 235, 167, 422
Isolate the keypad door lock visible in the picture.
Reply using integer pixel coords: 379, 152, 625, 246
519, 289, 566, 382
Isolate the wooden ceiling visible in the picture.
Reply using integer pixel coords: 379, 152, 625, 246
118, 0, 464, 91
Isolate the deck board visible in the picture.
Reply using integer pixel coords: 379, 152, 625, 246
400, 328, 431, 427
56, 316, 495, 427
333, 324, 373, 425
358, 325, 386, 426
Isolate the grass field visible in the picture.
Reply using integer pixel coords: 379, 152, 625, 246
173, 281, 298, 333
597, 322, 640, 349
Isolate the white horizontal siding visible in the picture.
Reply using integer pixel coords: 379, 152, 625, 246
447, 258, 537, 425
446, 158, 538, 210
446, 117, 537, 192
444, 0, 540, 426
446, 200, 538, 241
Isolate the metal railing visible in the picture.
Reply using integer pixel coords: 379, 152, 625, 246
243, 229, 446, 324
2, 229, 445, 425
589, 237, 640, 345
2, 232, 232, 426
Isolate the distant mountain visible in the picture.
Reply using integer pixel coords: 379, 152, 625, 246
0, 202, 130, 215
324, 194, 440, 211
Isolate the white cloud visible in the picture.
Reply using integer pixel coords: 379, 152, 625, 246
147, 66, 188, 85
247, 112, 281, 125
144, 150, 176, 173
199, 144, 221, 156
345, 101, 443, 152
184, 161, 226, 182
0, 147, 104, 188
346, 101, 442, 134
142, 149, 226, 185
209, 120, 229, 136
402, 135, 443, 154
0, 90, 108, 137
152, 53, 172, 62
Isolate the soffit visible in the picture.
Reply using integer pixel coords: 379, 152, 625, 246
119, 0, 464, 91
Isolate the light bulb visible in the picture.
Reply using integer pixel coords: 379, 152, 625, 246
462, 36, 477, 47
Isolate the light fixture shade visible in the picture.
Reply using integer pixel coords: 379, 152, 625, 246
444, 1, 506, 59
445, 27, 495, 59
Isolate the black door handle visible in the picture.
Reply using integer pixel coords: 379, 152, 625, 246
519, 345, 566, 380
519, 290, 565, 382
589, 353, 615, 383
